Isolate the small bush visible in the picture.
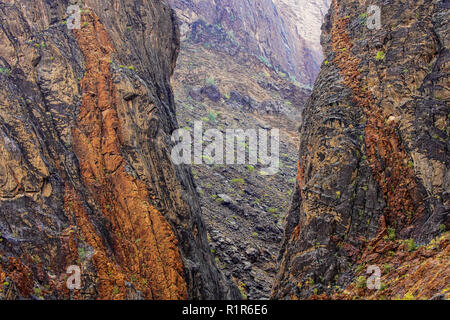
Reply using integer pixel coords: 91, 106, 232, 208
356, 276, 367, 289
207, 110, 218, 123
113, 286, 119, 295
402, 293, 415, 300
78, 247, 86, 258
387, 227, 396, 241
376, 51, 385, 61
205, 77, 215, 86
405, 239, 418, 252
355, 263, 366, 274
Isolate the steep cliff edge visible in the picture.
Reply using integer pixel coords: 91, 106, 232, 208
273, 0, 449, 300
0, 0, 238, 300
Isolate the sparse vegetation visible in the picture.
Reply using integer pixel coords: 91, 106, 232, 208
387, 227, 396, 241
376, 51, 386, 61
405, 238, 418, 252
113, 286, 119, 295
259, 55, 272, 68
78, 247, 86, 258
356, 276, 367, 289
231, 178, 245, 184
205, 77, 215, 86
207, 110, 218, 123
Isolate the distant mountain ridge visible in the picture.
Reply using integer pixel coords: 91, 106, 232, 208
168, 0, 331, 87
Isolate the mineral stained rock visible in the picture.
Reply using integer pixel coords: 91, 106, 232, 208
272, 0, 449, 300
0, 0, 239, 300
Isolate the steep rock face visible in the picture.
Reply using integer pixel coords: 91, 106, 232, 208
0, 0, 238, 300
168, 0, 330, 87
273, 0, 449, 300
273, 0, 331, 69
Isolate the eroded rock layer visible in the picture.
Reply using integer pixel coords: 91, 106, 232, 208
273, 0, 449, 300
0, 0, 238, 300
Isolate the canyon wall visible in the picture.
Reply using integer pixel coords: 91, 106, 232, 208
0, 0, 238, 300
273, 0, 449, 300
169, 0, 330, 87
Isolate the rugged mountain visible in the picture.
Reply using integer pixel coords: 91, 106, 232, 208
0, 0, 239, 300
168, 0, 330, 87
273, 0, 449, 300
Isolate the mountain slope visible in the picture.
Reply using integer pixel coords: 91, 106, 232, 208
0, 0, 238, 300
272, 0, 449, 300
169, 0, 330, 87
169, 0, 326, 299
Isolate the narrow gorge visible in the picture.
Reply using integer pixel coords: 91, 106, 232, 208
0, 0, 448, 301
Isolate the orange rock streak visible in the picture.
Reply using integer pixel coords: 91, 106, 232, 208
68, 12, 187, 300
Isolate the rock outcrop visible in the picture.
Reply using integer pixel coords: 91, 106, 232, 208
273, 0, 449, 300
0, 0, 238, 300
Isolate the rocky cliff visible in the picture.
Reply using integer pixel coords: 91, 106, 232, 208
168, 0, 330, 87
273, 0, 449, 300
0, 0, 238, 300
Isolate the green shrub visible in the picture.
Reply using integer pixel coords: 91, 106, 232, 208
355, 263, 366, 274
405, 238, 418, 252
356, 276, 367, 289
113, 286, 119, 295
207, 110, 218, 123
402, 293, 415, 300
205, 77, 215, 86
78, 247, 86, 258
387, 227, 396, 241
383, 264, 392, 274
376, 51, 385, 61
